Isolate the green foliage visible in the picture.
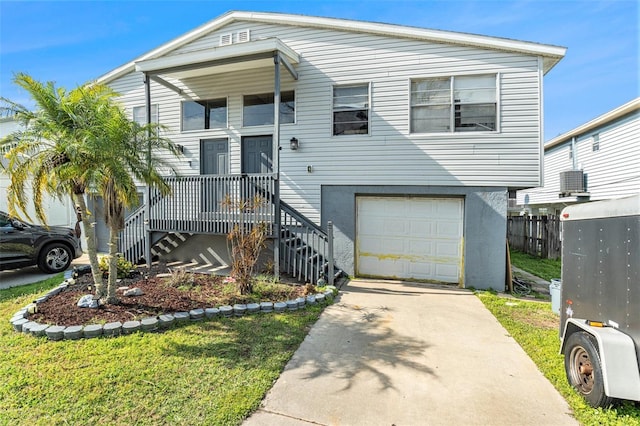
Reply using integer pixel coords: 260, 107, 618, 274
1, 73, 183, 304
98, 254, 135, 279
478, 292, 640, 425
0, 276, 323, 425
510, 249, 561, 281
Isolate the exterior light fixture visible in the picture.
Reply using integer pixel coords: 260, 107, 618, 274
176, 144, 185, 153
289, 137, 299, 150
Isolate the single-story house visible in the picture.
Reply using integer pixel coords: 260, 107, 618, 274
517, 97, 640, 215
90, 11, 565, 289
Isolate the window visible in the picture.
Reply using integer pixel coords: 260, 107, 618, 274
333, 84, 369, 135
592, 134, 600, 152
133, 104, 158, 125
243, 91, 295, 127
411, 75, 497, 133
181, 98, 227, 131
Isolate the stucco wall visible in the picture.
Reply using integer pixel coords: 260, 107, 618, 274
321, 185, 507, 290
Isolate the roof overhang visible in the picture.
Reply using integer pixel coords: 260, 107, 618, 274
98, 11, 566, 85
545, 97, 640, 150
134, 38, 299, 80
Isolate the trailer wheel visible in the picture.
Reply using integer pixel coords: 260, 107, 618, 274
564, 331, 613, 408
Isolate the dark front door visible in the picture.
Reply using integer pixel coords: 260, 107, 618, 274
242, 135, 273, 174
202, 139, 229, 175
201, 139, 229, 212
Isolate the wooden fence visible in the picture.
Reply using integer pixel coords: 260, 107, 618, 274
507, 215, 561, 259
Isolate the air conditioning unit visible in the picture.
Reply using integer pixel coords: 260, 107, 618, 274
559, 170, 585, 194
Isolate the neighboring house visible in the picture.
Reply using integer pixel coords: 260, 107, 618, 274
517, 98, 640, 215
91, 11, 565, 289
0, 117, 79, 230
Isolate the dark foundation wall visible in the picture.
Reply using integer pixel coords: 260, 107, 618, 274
321, 185, 508, 290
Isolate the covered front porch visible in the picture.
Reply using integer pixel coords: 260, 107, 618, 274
124, 37, 317, 280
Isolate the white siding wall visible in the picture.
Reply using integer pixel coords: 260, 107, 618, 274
108, 20, 544, 222
517, 111, 640, 208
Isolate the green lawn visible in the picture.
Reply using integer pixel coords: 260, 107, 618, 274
478, 292, 640, 426
0, 277, 323, 425
510, 249, 562, 281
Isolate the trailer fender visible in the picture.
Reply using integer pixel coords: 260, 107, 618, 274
561, 318, 640, 401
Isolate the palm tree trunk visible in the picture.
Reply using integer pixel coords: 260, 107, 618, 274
104, 226, 120, 305
73, 194, 104, 298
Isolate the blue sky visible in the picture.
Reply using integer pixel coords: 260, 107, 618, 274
0, 0, 637, 140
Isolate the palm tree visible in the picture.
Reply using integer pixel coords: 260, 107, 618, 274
83, 102, 180, 304
1, 74, 116, 290
1, 73, 180, 304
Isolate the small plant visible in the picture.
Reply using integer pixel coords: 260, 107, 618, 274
263, 259, 275, 275
303, 283, 316, 296
98, 254, 135, 279
224, 195, 269, 295
165, 268, 197, 289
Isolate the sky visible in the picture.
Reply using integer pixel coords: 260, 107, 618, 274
0, 0, 638, 140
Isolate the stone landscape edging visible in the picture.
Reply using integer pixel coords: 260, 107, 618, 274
9, 275, 338, 341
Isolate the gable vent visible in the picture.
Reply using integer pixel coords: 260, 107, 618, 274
237, 29, 250, 43
220, 33, 232, 46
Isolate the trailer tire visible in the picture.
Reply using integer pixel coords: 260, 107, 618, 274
564, 331, 613, 408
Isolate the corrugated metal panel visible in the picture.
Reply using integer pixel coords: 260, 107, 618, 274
108, 20, 545, 223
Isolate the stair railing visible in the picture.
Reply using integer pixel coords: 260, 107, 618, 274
280, 200, 336, 285
117, 204, 147, 263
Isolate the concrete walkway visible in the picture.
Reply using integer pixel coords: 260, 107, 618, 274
244, 279, 576, 426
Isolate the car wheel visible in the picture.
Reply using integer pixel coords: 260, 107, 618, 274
38, 243, 72, 273
564, 331, 614, 408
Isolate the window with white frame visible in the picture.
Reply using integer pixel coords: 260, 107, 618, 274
133, 104, 158, 125
592, 134, 600, 152
181, 98, 227, 131
411, 75, 497, 133
243, 91, 295, 127
332, 84, 369, 135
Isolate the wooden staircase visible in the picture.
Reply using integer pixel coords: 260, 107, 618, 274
117, 174, 340, 284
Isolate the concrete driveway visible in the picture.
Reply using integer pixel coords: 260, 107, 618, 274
244, 279, 577, 426
0, 254, 90, 290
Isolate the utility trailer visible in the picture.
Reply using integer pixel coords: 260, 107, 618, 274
559, 195, 640, 407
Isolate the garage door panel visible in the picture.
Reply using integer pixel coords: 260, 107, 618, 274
357, 196, 463, 283
436, 241, 460, 257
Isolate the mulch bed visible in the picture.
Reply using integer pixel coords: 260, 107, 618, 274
30, 263, 308, 327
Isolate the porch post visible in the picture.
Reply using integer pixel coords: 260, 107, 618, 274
273, 54, 281, 280
144, 73, 152, 269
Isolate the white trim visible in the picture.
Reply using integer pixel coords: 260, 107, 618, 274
241, 90, 296, 128
97, 11, 566, 85
135, 38, 299, 75
546, 97, 640, 149
331, 81, 371, 137
180, 96, 229, 133
538, 57, 545, 187
409, 73, 498, 134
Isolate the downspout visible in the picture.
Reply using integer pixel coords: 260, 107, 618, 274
571, 137, 577, 170
273, 53, 281, 280
144, 73, 152, 268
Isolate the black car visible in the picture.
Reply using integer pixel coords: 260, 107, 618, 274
0, 211, 83, 273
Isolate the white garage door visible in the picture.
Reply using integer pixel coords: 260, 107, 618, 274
356, 196, 464, 283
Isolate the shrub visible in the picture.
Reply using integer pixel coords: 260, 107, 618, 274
98, 254, 135, 279
224, 195, 269, 295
